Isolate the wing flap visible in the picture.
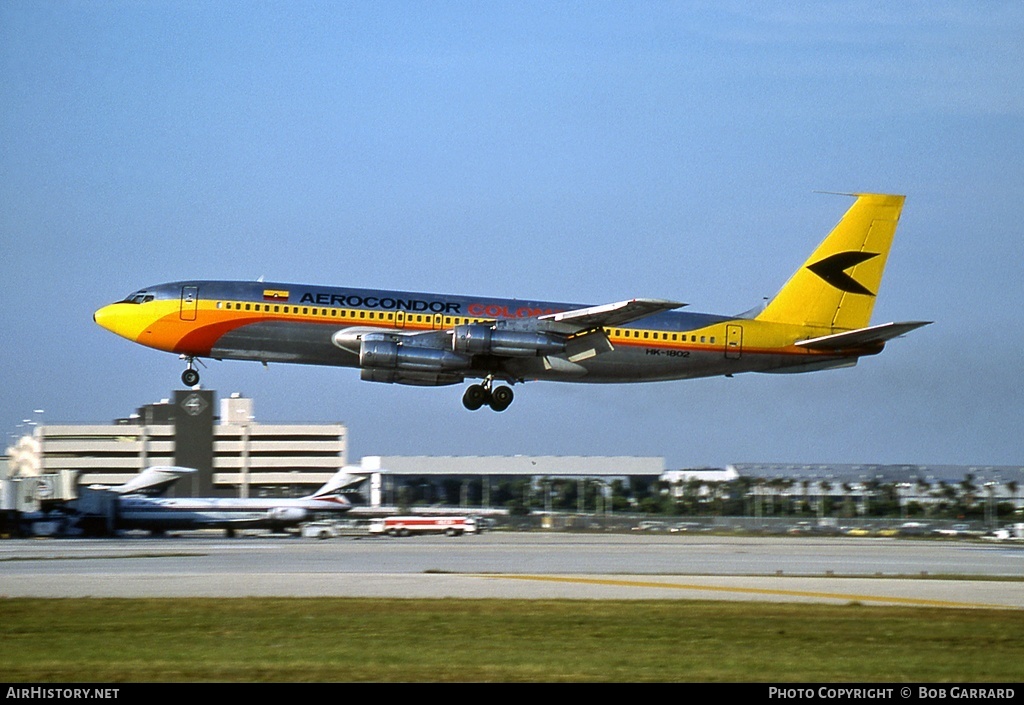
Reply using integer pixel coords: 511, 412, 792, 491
564, 328, 615, 362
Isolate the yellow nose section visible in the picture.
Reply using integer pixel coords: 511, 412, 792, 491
94, 303, 155, 343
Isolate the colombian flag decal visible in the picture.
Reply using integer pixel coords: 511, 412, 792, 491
263, 289, 290, 301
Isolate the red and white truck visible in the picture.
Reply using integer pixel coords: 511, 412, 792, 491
368, 516, 477, 537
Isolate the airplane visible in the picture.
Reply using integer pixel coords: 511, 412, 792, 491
112, 468, 366, 536
94, 193, 929, 411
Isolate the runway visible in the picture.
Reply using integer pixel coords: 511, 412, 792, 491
2, 533, 1022, 609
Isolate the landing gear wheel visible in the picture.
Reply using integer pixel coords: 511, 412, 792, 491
489, 385, 514, 412
462, 384, 488, 411
181, 368, 200, 387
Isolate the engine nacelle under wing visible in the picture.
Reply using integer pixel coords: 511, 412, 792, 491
359, 339, 471, 372
267, 507, 308, 523
361, 369, 464, 386
452, 324, 566, 357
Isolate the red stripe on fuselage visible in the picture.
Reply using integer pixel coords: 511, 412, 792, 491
172, 315, 262, 356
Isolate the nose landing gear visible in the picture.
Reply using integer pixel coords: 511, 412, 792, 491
462, 377, 514, 412
181, 356, 201, 387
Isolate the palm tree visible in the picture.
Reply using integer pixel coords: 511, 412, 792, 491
945, 481, 961, 518
959, 474, 978, 518
800, 480, 812, 516
841, 482, 856, 518
818, 480, 833, 519
1006, 480, 1019, 515
916, 477, 933, 517
685, 477, 704, 515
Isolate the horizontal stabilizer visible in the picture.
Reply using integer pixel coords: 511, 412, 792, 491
796, 321, 931, 350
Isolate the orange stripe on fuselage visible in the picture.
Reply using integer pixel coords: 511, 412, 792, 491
159, 307, 429, 356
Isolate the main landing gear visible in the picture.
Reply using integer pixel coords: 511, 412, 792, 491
462, 377, 514, 412
181, 356, 201, 387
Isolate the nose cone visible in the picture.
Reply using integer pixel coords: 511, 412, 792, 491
94, 303, 119, 334
94, 302, 149, 342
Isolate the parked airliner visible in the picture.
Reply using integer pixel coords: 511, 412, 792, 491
113, 468, 365, 536
94, 193, 929, 411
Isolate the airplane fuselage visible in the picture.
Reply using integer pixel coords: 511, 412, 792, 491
94, 280, 866, 386
115, 494, 352, 532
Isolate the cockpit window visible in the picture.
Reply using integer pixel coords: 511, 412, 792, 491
122, 292, 155, 304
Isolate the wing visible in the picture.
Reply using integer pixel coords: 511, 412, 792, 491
537, 298, 686, 332
461, 298, 686, 366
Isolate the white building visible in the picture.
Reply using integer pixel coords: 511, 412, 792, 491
4, 392, 347, 498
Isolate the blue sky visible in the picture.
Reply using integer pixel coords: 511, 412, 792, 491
3, 2, 1022, 468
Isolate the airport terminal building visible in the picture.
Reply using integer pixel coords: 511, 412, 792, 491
4, 391, 664, 510
359, 454, 663, 510
4, 389, 1022, 517
5, 391, 348, 499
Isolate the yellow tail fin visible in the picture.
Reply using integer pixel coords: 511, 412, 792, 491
755, 193, 905, 331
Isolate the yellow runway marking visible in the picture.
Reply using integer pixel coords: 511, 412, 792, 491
481, 574, 1015, 610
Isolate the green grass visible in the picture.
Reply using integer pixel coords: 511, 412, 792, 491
1, 598, 1022, 682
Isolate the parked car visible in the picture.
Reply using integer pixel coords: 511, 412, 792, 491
632, 520, 668, 532
669, 522, 702, 533
301, 521, 344, 540
933, 523, 975, 537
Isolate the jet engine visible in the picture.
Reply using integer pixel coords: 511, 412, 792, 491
360, 369, 464, 386
359, 339, 470, 372
452, 324, 566, 357
267, 507, 308, 523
